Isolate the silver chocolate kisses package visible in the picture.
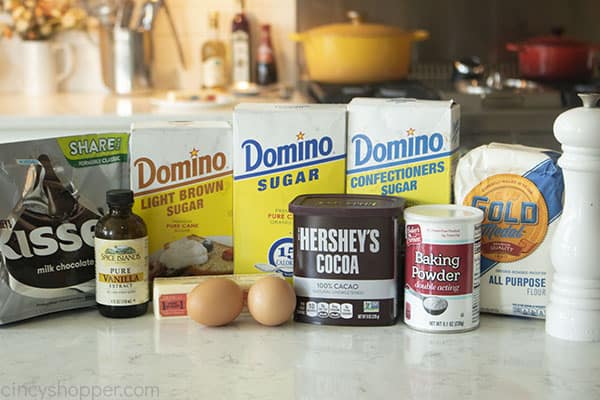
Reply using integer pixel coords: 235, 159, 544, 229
0, 133, 128, 324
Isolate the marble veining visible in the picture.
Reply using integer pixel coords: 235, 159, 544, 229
0, 309, 599, 400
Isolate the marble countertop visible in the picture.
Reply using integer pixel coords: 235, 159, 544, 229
2, 309, 598, 400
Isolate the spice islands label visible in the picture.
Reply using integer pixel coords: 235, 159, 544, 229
95, 237, 149, 306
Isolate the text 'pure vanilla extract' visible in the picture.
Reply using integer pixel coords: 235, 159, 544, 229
95, 190, 149, 318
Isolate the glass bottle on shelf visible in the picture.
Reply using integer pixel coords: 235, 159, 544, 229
256, 24, 278, 86
231, 0, 251, 85
201, 11, 227, 89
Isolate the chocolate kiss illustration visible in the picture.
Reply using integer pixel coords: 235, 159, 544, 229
6, 154, 98, 291
38, 154, 79, 220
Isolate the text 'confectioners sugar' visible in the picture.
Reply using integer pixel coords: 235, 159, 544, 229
346, 98, 459, 206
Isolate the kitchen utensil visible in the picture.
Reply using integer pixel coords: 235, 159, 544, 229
85, 0, 118, 26
99, 26, 152, 94
97, 0, 186, 94
137, 0, 186, 69
290, 10, 428, 84
506, 30, 599, 81
115, 0, 134, 29
452, 56, 485, 81
546, 93, 600, 341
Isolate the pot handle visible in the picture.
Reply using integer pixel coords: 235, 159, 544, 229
506, 42, 522, 52
412, 30, 429, 42
289, 32, 305, 42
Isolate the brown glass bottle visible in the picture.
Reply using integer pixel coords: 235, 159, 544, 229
94, 190, 149, 318
256, 24, 278, 85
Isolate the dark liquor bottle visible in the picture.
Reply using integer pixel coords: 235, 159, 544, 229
232, 0, 251, 84
95, 190, 149, 318
256, 24, 278, 86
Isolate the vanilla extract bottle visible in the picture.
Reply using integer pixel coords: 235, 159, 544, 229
95, 189, 149, 318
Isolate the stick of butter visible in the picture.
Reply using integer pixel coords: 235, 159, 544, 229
152, 273, 281, 320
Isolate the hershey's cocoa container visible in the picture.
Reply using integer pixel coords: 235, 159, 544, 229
404, 205, 483, 333
289, 194, 404, 326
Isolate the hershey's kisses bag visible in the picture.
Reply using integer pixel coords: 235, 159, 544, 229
0, 133, 128, 324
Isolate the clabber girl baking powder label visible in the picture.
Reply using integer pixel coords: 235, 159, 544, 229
404, 205, 483, 332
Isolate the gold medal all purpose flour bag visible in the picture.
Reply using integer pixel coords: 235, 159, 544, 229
0, 133, 128, 324
454, 143, 564, 319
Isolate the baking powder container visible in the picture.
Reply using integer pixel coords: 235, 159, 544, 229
289, 194, 404, 326
404, 204, 483, 332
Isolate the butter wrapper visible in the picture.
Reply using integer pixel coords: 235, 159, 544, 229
152, 273, 281, 319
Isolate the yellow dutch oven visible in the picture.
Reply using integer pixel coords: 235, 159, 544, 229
291, 11, 429, 84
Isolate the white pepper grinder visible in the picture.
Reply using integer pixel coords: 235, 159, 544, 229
546, 93, 600, 341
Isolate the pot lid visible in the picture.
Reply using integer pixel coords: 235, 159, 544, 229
519, 29, 591, 47
289, 194, 405, 217
304, 10, 413, 37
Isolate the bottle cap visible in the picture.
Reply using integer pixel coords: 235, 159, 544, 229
106, 189, 134, 206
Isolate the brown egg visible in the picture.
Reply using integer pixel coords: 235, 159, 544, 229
187, 278, 244, 326
248, 276, 296, 326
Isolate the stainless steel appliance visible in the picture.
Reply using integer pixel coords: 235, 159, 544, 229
88, 0, 185, 94
99, 27, 152, 94
304, 62, 575, 151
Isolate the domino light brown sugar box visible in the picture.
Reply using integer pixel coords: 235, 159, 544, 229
129, 121, 233, 279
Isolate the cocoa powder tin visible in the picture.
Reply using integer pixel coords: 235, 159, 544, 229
289, 194, 404, 326
404, 205, 484, 333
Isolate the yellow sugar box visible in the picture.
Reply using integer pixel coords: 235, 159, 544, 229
233, 104, 346, 276
346, 98, 460, 206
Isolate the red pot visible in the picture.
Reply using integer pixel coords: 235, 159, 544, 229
506, 34, 599, 81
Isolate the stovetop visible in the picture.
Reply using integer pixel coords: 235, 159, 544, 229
306, 77, 600, 109
307, 80, 441, 104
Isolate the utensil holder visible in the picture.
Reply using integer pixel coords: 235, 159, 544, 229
99, 27, 153, 94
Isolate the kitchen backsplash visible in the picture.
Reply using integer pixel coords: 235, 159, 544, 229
0, 0, 296, 93
297, 0, 600, 65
